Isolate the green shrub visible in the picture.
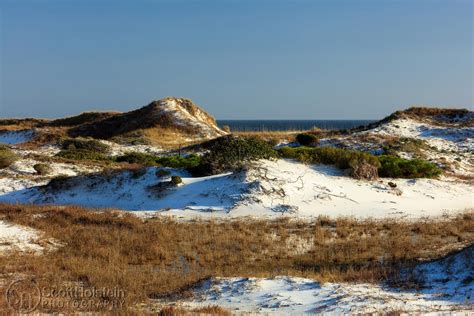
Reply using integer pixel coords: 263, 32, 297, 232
382, 137, 428, 157
0, 147, 19, 169
115, 152, 157, 166
171, 175, 182, 185
191, 136, 277, 175
115, 153, 201, 169
296, 133, 318, 146
33, 163, 52, 175
60, 137, 110, 153
156, 154, 201, 169
56, 149, 110, 161
378, 155, 441, 178
278, 146, 380, 170
279, 147, 440, 179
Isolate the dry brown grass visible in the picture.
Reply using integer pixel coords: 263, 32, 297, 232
0, 204, 472, 313
234, 130, 304, 143
157, 305, 231, 315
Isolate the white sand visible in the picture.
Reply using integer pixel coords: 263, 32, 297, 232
0, 220, 43, 253
0, 159, 471, 220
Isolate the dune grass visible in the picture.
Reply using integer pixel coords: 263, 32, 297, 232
0, 204, 472, 313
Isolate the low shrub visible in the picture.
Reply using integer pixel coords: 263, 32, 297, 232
115, 153, 201, 169
115, 152, 157, 166
0, 147, 19, 169
156, 154, 201, 169
296, 133, 318, 146
33, 163, 52, 175
60, 137, 110, 153
378, 155, 441, 178
171, 175, 182, 185
279, 146, 380, 170
191, 136, 277, 175
56, 149, 110, 161
382, 137, 428, 157
279, 147, 440, 179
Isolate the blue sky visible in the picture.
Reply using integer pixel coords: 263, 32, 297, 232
0, 0, 472, 119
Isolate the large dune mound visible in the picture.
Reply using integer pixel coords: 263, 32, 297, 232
67, 97, 228, 145
0, 97, 228, 147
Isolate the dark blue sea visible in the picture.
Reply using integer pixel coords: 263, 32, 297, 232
217, 120, 375, 132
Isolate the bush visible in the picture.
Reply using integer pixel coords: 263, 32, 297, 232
0, 147, 19, 169
156, 154, 201, 169
115, 153, 201, 169
115, 152, 157, 166
191, 136, 277, 175
171, 175, 182, 185
378, 155, 441, 178
279, 146, 380, 170
56, 149, 110, 161
33, 163, 52, 175
60, 137, 110, 153
279, 147, 440, 179
296, 133, 318, 146
382, 137, 428, 157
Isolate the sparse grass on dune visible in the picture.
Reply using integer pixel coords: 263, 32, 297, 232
234, 130, 302, 141
0, 204, 472, 313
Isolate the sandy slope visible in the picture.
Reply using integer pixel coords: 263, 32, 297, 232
179, 274, 472, 314
0, 159, 471, 219
175, 246, 473, 314
364, 117, 474, 153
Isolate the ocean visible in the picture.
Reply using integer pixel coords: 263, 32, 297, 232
217, 120, 375, 132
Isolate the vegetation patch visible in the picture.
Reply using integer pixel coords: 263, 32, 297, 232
115, 152, 201, 169
56, 149, 110, 161
378, 155, 442, 178
33, 163, 52, 175
191, 136, 277, 175
0, 145, 19, 169
60, 137, 110, 153
171, 175, 183, 185
115, 152, 157, 166
296, 133, 319, 146
279, 146, 441, 179
383, 137, 429, 158
0, 204, 471, 313
279, 146, 380, 179
156, 154, 201, 169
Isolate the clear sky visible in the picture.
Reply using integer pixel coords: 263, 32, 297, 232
0, 0, 472, 119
